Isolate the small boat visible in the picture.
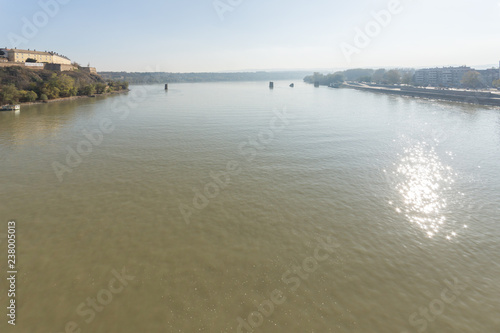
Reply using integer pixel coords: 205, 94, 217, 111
1, 104, 20, 111
289, 83, 294, 88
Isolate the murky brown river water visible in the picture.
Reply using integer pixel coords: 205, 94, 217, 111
0, 81, 499, 332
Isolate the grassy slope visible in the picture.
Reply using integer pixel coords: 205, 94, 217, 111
0, 66, 105, 90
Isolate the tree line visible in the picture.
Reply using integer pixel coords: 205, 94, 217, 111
0, 66, 128, 105
304, 68, 500, 89
99, 71, 311, 84
304, 68, 414, 87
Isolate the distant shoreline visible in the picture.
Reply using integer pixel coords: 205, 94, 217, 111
99, 71, 310, 84
19, 89, 130, 107
343, 83, 500, 107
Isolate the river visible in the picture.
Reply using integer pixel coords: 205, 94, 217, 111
0, 81, 499, 332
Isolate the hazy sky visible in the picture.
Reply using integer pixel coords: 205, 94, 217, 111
1, 0, 499, 72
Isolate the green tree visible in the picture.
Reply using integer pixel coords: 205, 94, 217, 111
326, 72, 344, 84
0, 84, 20, 104
95, 83, 107, 94
18, 90, 38, 102
25, 91, 38, 102
41, 84, 60, 99
28, 82, 38, 91
372, 69, 386, 84
81, 84, 96, 96
40, 94, 48, 101
342, 68, 374, 81
46, 73, 75, 98
57, 74, 76, 97
461, 71, 484, 89
303, 72, 323, 84
385, 70, 401, 85
402, 72, 413, 85
303, 72, 344, 86
492, 79, 500, 88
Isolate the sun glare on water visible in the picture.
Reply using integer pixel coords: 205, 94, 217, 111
388, 142, 462, 239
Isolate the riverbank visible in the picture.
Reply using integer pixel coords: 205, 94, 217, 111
0, 66, 129, 106
343, 83, 500, 107
18, 89, 130, 107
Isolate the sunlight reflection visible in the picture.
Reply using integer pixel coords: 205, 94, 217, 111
390, 143, 458, 239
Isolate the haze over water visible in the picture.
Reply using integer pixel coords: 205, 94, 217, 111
1, 81, 499, 332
